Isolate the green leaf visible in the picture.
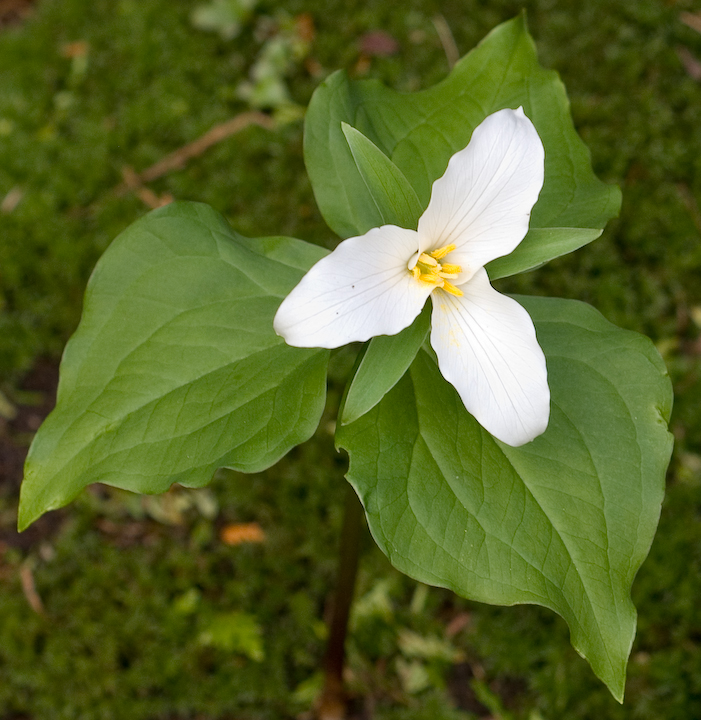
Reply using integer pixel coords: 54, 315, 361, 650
305, 15, 620, 265
336, 296, 673, 700
486, 227, 603, 280
341, 122, 423, 231
19, 202, 329, 530
198, 611, 265, 661
190, 0, 257, 41
340, 302, 430, 426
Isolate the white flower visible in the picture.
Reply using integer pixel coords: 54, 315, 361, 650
274, 107, 550, 447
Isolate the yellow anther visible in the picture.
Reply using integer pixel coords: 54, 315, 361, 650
409, 241, 464, 295
429, 243, 456, 260
440, 263, 461, 275
407, 240, 465, 296
441, 281, 464, 297
418, 273, 442, 286
417, 252, 438, 267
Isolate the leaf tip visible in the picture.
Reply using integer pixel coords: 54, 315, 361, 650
608, 674, 626, 704
340, 121, 363, 151
17, 465, 65, 532
339, 403, 363, 427
16, 495, 39, 532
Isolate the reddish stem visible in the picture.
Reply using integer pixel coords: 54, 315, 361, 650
316, 484, 363, 720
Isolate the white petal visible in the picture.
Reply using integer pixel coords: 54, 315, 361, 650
430, 268, 549, 446
274, 225, 432, 348
417, 107, 544, 282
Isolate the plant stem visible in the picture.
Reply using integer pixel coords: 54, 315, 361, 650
316, 483, 363, 720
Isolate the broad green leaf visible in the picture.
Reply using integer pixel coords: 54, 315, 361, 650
305, 15, 620, 267
341, 122, 423, 231
19, 202, 329, 530
336, 296, 673, 700
486, 227, 603, 280
341, 302, 430, 426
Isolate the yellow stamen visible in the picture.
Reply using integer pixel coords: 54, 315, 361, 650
417, 252, 438, 267
418, 273, 442, 286
441, 281, 464, 297
429, 243, 456, 260
409, 243, 463, 296
440, 263, 461, 275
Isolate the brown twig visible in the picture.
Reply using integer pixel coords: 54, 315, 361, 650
140, 111, 274, 183
681, 11, 701, 35
432, 14, 460, 69
677, 45, 701, 81
20, 561, 45, 615
119, 166, 173, 209
114, 111, 275, 207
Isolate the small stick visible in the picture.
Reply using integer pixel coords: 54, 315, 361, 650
681, 11, 701, 35
432, 14, 460, 69
139, 111, 274, 183
114, 111, 275, 200
120, 166, 173, 209
676, 46, 701, 81
20, 561, 45, 616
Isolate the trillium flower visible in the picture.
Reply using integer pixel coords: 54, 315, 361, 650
274, 107, 550, 447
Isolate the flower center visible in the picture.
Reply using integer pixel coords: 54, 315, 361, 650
409, 244, 463, 297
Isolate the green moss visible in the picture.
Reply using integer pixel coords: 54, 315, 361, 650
1, 0, 700, 717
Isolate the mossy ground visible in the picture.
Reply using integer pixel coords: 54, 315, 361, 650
1, 0, 701, 718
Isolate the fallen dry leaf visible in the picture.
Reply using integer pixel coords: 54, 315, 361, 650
61, 40, 89, 58
1, 186, 23, 213
220, 522, 266, 545
296, 12, 315, 44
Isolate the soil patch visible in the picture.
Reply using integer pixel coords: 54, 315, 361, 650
0, 358, 63, 550
0, 0, 34, 29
